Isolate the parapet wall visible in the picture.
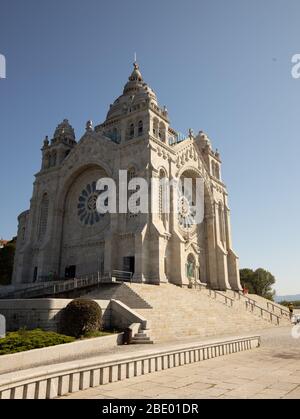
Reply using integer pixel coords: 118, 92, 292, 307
0, 299, 111, 332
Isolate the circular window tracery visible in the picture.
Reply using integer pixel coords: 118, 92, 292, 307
77, 181, 104, 226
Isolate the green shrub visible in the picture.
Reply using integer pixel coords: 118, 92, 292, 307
59, 298, 102, 338
0, 329, 74, 355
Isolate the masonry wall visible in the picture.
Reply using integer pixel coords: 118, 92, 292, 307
0, 299, 111, 332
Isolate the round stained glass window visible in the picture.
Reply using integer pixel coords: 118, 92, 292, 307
77, 181, 104, 226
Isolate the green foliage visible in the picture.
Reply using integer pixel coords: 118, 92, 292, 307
280, 300, 300, 308
0, 238, 16, 285
81, 330, 112, 339
0, 328, 74, 355
59, 298, 102, 338
240, 268, 276, 301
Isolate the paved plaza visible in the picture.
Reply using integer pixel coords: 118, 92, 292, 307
62, 326, 300, 399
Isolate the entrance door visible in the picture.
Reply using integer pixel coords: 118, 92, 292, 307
33, 267, 38, 282
65, 265, 76, 279
123, 256, 135, 275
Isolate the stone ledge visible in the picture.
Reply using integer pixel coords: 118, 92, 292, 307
0, 332, 124, 375
0, 334, 260, 399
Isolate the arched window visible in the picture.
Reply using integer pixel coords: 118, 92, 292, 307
129, 123, 134, 139
128, 167, 136, 182
153, 118, 159, 137
21, 226, 26, 242
159, 169, 168, 225
112, 127, 118, 142
51, 151, 57, 167
215, 164, 220, 179
159, 122, 166, 142
138, 120, 143, 136
38, 193, 49, 240
44, 153, 50, 169
128, 167, 137, 218
211, 161, 215, 176
218, 203, 225, 244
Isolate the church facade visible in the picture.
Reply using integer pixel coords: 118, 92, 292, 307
12, 63, 242, 290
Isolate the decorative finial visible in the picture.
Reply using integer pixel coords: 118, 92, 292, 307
86, 120, 93, 131
43, 135, 49, 147
134, 52, 137, 64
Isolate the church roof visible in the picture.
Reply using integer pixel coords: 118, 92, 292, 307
53, 119, 75, 142
105, 62, 157, 121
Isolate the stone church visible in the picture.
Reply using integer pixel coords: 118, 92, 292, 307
12, 63, 242, 291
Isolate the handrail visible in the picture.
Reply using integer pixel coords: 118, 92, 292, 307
206, 288, 282, 325
0, 272, 108, 299
231, 290, 289, 320
245, 300, 280, 325
111, 270, 133, 283
208, 288, 234, 307
266, 300, 290, 317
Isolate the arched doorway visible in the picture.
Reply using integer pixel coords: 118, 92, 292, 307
59, 165, 110, 277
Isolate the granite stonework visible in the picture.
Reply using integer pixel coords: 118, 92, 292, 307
12, 63, 241, 291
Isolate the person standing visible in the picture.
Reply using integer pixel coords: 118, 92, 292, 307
288, 302, 294, 320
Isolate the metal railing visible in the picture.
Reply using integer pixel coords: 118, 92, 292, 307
230, 290, 289, 320
203, 287, 283, 325
189, 283, 235, 308
0, 270, 137, 299
207, 288, 234, 307
111, 270, 133, 283
245, 300, 280, 325
0, 272, 106, 299
266, 301, 290, 318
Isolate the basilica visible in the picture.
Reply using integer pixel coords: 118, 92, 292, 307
12, 63, 242, 290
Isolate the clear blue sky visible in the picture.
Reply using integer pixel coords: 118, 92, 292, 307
0, 0, 299, 295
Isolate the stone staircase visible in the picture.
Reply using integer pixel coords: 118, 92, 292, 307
246, 294, 290, 319
126, 283, 290, 342
131, 330, 154, 344
222, 290, 291, 322
85, 283, 152, 309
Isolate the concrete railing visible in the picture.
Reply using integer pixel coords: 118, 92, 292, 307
0, 335, 260, 399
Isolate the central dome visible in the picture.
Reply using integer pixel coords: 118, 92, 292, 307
105, 62, 157, 121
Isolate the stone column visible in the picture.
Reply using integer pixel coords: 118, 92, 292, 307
132, 230, 145, 283
205, 214, 219, 289
224, 206, 242, 291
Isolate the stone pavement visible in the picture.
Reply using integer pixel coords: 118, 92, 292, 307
61, 326, 300, 399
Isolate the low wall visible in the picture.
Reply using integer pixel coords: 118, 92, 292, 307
0, 298, 149, 335
0, 299, 111, 332
110, 299, 149, 330
0, 335, 261, 399
0, 333, 123, 375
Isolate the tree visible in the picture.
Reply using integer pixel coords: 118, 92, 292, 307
240, 268, 276, 301
59, 298, 102, 338
0, 238, 16, 285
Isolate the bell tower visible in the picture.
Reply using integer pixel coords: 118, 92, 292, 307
41, 119, 76, 171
